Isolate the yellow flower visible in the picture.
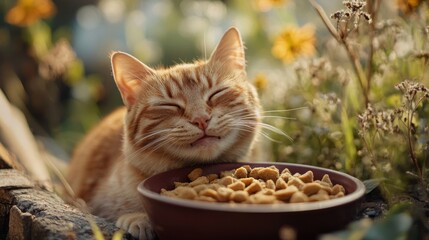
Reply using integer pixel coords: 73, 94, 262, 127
5, 0, 56, 27
396, 0, 420, 13
253, 0, 288, 12
272, 25, 316, 63
253, 73, 268, 92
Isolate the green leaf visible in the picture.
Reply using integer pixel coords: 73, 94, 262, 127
363, 213, 412, 240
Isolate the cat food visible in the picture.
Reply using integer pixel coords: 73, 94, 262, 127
160, 165, 346, 204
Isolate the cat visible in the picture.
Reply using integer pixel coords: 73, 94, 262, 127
67, 27, 261, 239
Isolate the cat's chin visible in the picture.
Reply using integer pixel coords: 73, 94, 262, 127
190, 135, 221, 148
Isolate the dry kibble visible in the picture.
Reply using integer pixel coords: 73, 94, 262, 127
249, 194, 276, 204
187, 168, 203, 181
188, 176, 209, 187
279, 172, 292, 182
249, 167, 263, 179
161, 165, 347, 204
176, 186, 198, 200
230, 190, 249, 203
288, 177, 305, 190
302, 182, 322, 196
257, 167, 279, 181
266, 179, 276, 190
217, 187, 233, 202
196, 196, 217, 202
199, 188, 219, 199
321, 174, 333, 187
207, 173, 219, 182
298, 171, 314, 183
228, 181, 245, 191
332, 184, 346, 195
234, 167, 248, 178
219, 176, 235, 186
245, 181, 263, 194
241, 165, 252, 174
220, 170, 234, 178
309, 191, 330, 202
290, 191, 309, 203
274, 185, 298, 201
275, 178, 288, 190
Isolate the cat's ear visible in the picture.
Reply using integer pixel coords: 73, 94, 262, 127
111, 52, 155, 106
208, 27, 245, 72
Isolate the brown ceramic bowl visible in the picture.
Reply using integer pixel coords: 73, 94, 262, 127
137, 162, 365, 240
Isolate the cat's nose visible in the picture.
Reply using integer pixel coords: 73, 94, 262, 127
191, 115, 211, 130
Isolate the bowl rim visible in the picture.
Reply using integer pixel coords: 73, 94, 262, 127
138, 162, 366, 213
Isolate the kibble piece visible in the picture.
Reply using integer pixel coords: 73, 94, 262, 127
249, 194, 276, 204
249, 167, 263, 179
192, 184, 208, 193
219, 176, 235, 186
280, 172, 292, 182
245, 181, 263, 195
275, 178, 288, 190
207, 173, 219, 182
188, 176, 209, 187
216, 187, 233, 202
220, 170, 234, 178
332, 184, 346, 195
290, 191, 309, 203
257, 167, 280, 181
228, 181, 246, 191
200, 188, 219, 199
274, 185, 298, 201
298, 171, 314, 183
281, 168, 291, 174
302, 182, 322, 196
287, 177, 305, 190
196, 196, 217, 202
176, 186, 198, 200
239, 177, 254, 186
234, 167, 248, 178
230, 190, 249, 203
241, 165, 252, 174
321, 174, 333, 187
266, 179, 276, 190
187, 168, 203, 181
309, 191, 330, 202
174, 181, 188, 187
334, 191, 345, 198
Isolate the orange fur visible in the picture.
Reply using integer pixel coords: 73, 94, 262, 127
67, 27, 261, 239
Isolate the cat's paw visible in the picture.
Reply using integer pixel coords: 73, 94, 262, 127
116, 212, 156, 240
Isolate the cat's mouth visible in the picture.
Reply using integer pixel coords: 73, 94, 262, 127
190, 135, 221, 147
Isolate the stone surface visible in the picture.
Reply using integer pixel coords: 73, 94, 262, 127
0, 169, 132, 240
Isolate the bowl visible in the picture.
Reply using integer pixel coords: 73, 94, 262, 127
138, 162, 365, 240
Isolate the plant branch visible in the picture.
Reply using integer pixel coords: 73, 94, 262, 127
309, 0, 369, 106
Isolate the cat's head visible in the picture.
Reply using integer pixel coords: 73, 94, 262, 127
111, 27, 260, 172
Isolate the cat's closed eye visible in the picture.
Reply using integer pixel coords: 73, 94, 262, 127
208, 87, 229, 103
156, 102, 183, 111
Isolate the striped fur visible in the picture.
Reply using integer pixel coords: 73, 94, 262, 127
67, 27, 260, 239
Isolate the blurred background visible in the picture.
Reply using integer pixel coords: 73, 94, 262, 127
0, 0, 422, 170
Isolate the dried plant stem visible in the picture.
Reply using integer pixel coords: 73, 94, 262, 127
309, 0, 369, 106
365, 0, 382, 98
406, 109, 422, 180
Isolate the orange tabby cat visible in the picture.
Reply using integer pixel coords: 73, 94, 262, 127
67, 27, 261, 239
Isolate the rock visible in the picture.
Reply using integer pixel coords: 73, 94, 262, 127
0, 169, 133, 239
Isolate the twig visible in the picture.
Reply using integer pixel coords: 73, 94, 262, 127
309, 0, 370, 106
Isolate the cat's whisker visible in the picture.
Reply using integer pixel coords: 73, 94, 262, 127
235, 120, 293, 143
261, 107, 308, 113
240, 115, 296, 121
229, 125, 282, 143
134, 128, 175, 145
